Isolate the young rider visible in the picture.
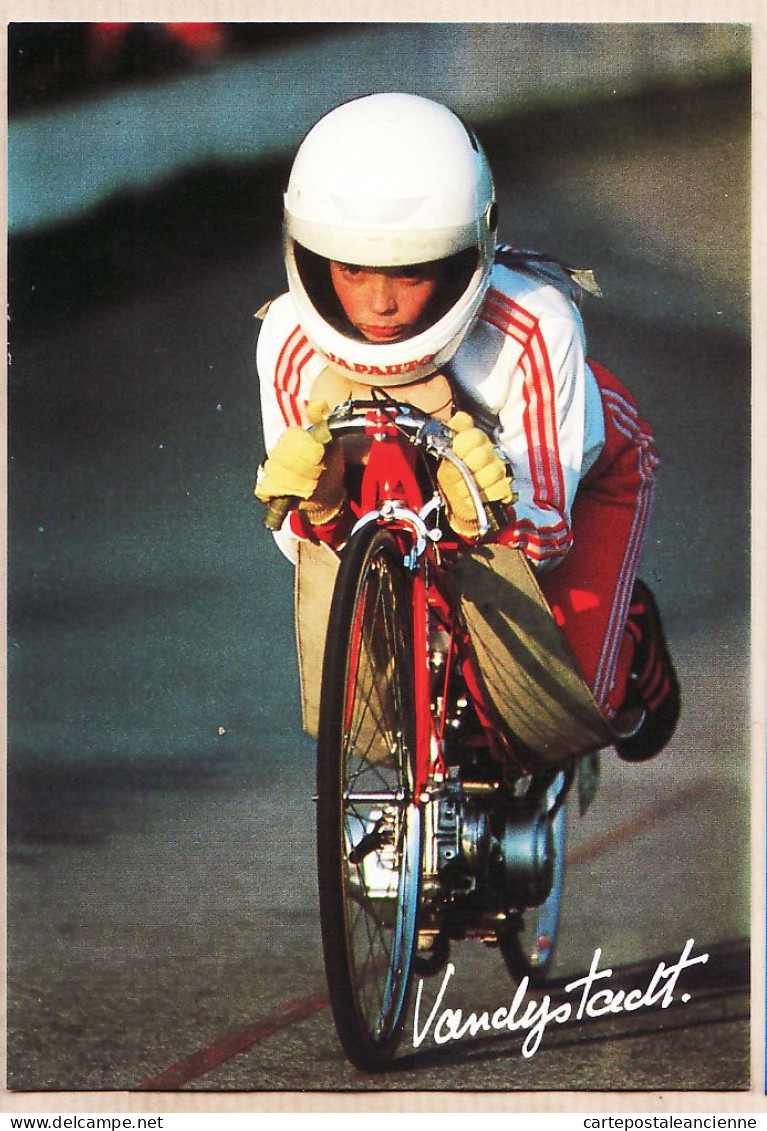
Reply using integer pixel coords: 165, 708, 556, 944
254, 92, 680, 762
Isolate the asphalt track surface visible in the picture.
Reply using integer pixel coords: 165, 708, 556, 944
7, 79, 751, 1095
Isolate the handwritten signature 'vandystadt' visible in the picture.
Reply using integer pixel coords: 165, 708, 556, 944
413, 938, 709, 1057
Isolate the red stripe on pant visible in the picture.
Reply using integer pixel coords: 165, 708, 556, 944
535, 361, 659, 718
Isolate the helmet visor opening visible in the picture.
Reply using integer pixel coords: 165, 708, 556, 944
293, 243, 479, 344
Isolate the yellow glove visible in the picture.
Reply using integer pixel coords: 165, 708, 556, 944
437, 411, 515, 539
255, 401, 346, 525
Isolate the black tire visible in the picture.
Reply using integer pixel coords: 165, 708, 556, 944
316, 525, 423, 1071
497, 771, 567, 986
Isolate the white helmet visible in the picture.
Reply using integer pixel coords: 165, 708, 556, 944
283, 93, 497, 386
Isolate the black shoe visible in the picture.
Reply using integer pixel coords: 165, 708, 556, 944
614, 580, 680, 762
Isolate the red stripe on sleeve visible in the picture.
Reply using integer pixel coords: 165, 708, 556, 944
481, 288, 570, 563
275, 326, 315, 427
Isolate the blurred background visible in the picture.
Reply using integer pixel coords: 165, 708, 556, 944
6, 23, 753, 1093
9, 22, 750, 236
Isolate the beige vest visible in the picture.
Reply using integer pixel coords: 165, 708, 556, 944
294, 539, 613, 770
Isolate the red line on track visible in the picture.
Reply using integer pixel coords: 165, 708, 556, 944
137, 992, 329, 1090
136, 778, 710, 1089
565, 779, 712, 867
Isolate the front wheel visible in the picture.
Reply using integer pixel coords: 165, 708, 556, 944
497, 770, 568, 985
316, 525, 423, 1071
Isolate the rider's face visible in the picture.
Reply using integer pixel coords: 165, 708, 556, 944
329, 261, 444, 343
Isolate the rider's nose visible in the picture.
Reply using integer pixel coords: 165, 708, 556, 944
369, 277, 397, 316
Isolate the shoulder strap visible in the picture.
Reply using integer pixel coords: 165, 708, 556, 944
254, 297, 279, 321
494, 244, 603, 300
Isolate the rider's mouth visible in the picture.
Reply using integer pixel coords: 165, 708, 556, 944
359, 325, 406, 342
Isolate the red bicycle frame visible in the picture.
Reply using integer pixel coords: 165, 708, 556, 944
343, 407, 509, 800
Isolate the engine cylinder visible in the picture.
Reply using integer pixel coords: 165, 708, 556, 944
498, 808, 555, 907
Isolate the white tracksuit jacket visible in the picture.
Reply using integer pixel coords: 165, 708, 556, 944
256, 250, 606, 567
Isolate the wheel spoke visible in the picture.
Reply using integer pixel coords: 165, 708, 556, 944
345, 563, 406, 769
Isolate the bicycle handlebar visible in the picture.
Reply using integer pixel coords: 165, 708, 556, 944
262, 397, 509, 537
264, 494, 297, 532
